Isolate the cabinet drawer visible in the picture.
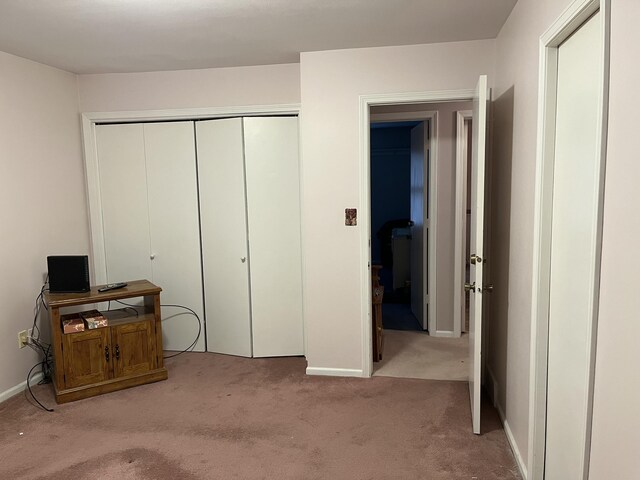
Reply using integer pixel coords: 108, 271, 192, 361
62, 328, 111, 388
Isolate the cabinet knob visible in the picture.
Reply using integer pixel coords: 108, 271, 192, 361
150, 254, 156, 260
105, 345, 110, 362
115, 344, 120, 360
240, 257, 246, 263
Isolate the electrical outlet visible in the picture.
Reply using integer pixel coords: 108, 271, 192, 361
18, 330, 28, 349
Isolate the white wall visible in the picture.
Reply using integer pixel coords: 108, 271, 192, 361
0, 51, 89, 396
78, 63, 300, 112
490, 0, 640, 476
489, 0, 578, 470
589, 1, 640, 478
371, 101, 472, 334
299, 40, 495, 373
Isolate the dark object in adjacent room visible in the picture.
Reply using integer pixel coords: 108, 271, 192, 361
377, 219, 414, 268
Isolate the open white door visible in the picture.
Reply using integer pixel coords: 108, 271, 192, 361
410, 123, 426, 329
469, 75, 489, 434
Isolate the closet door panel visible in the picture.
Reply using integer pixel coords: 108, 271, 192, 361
96, 124, 152, 284
144, 122, 205, 352
244, 117, 304, 357
196, 118, 252, 357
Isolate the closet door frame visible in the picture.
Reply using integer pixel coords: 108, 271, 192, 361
82, 103, 300, 287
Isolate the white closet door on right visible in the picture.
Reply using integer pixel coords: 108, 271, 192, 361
243, 117, 304, 357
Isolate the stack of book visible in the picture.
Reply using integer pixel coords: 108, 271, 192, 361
81, 309, 108, 329
62, 317, 85, 334
61, 309, 110, 334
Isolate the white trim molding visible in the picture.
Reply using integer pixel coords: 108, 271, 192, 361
0, 373, 44, 404
453, 110, 473, 337
359, 89, 475, 378
528, 1, 610, 479
305, 367, 364, 378
81, 103, 301, 286
432, 330, 458, 338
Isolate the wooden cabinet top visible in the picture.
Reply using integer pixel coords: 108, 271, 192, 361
44, 279, 161, 308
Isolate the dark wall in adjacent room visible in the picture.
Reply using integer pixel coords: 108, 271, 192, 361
370, 123, 417, 263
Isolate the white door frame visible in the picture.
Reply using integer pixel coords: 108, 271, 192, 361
80, 103, 300, 287
370, 110, 436, 334
528, 0, 610, 478
359, 90, 474, 378
454, 110, 473, 337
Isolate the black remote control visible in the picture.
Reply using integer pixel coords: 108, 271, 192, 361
98, 282, 128, 292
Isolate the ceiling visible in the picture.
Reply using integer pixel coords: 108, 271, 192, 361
0, 0, 517, 74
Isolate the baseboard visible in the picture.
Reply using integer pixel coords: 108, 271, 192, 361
432, 330, 458, 338
0, 373, 44, 404
486, 366, 528, 480
306, 367, 364, 377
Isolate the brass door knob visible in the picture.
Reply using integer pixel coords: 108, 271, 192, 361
464, 282, 476, 292
470, 254, 482, 264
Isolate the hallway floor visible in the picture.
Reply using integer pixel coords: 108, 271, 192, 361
373, 330, 468, 381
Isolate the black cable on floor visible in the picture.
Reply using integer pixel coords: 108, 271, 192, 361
26, 360, 53, 412
113, 300, 202, 359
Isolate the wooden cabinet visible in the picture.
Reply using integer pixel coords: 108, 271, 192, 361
45, 280, 168, 404
371, 265, 384, 362
372, 285, 384, 362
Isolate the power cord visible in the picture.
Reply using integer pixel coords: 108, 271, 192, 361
26, 360, 53, 412
113, 300, 202, 359
25, 278, 54, 412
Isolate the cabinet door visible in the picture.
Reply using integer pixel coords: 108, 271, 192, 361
111, 320, 156, 378
243, 117, 304, 357
143, 122, 205, 352
95, 124, 153, 285
62, 328, 111, 388
196, 118, 253, 357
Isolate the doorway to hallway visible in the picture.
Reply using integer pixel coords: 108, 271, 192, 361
369, 102, 473, 382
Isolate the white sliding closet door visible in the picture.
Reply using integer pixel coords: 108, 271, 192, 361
96, 124, 153, 285
96, 122, 204, 353
143, 122, 205, 352
196, 118, 253, 357
244, 117, 304, 357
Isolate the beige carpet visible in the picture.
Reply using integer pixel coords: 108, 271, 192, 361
374, 330, 469, 381
0, 353, 520, 480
